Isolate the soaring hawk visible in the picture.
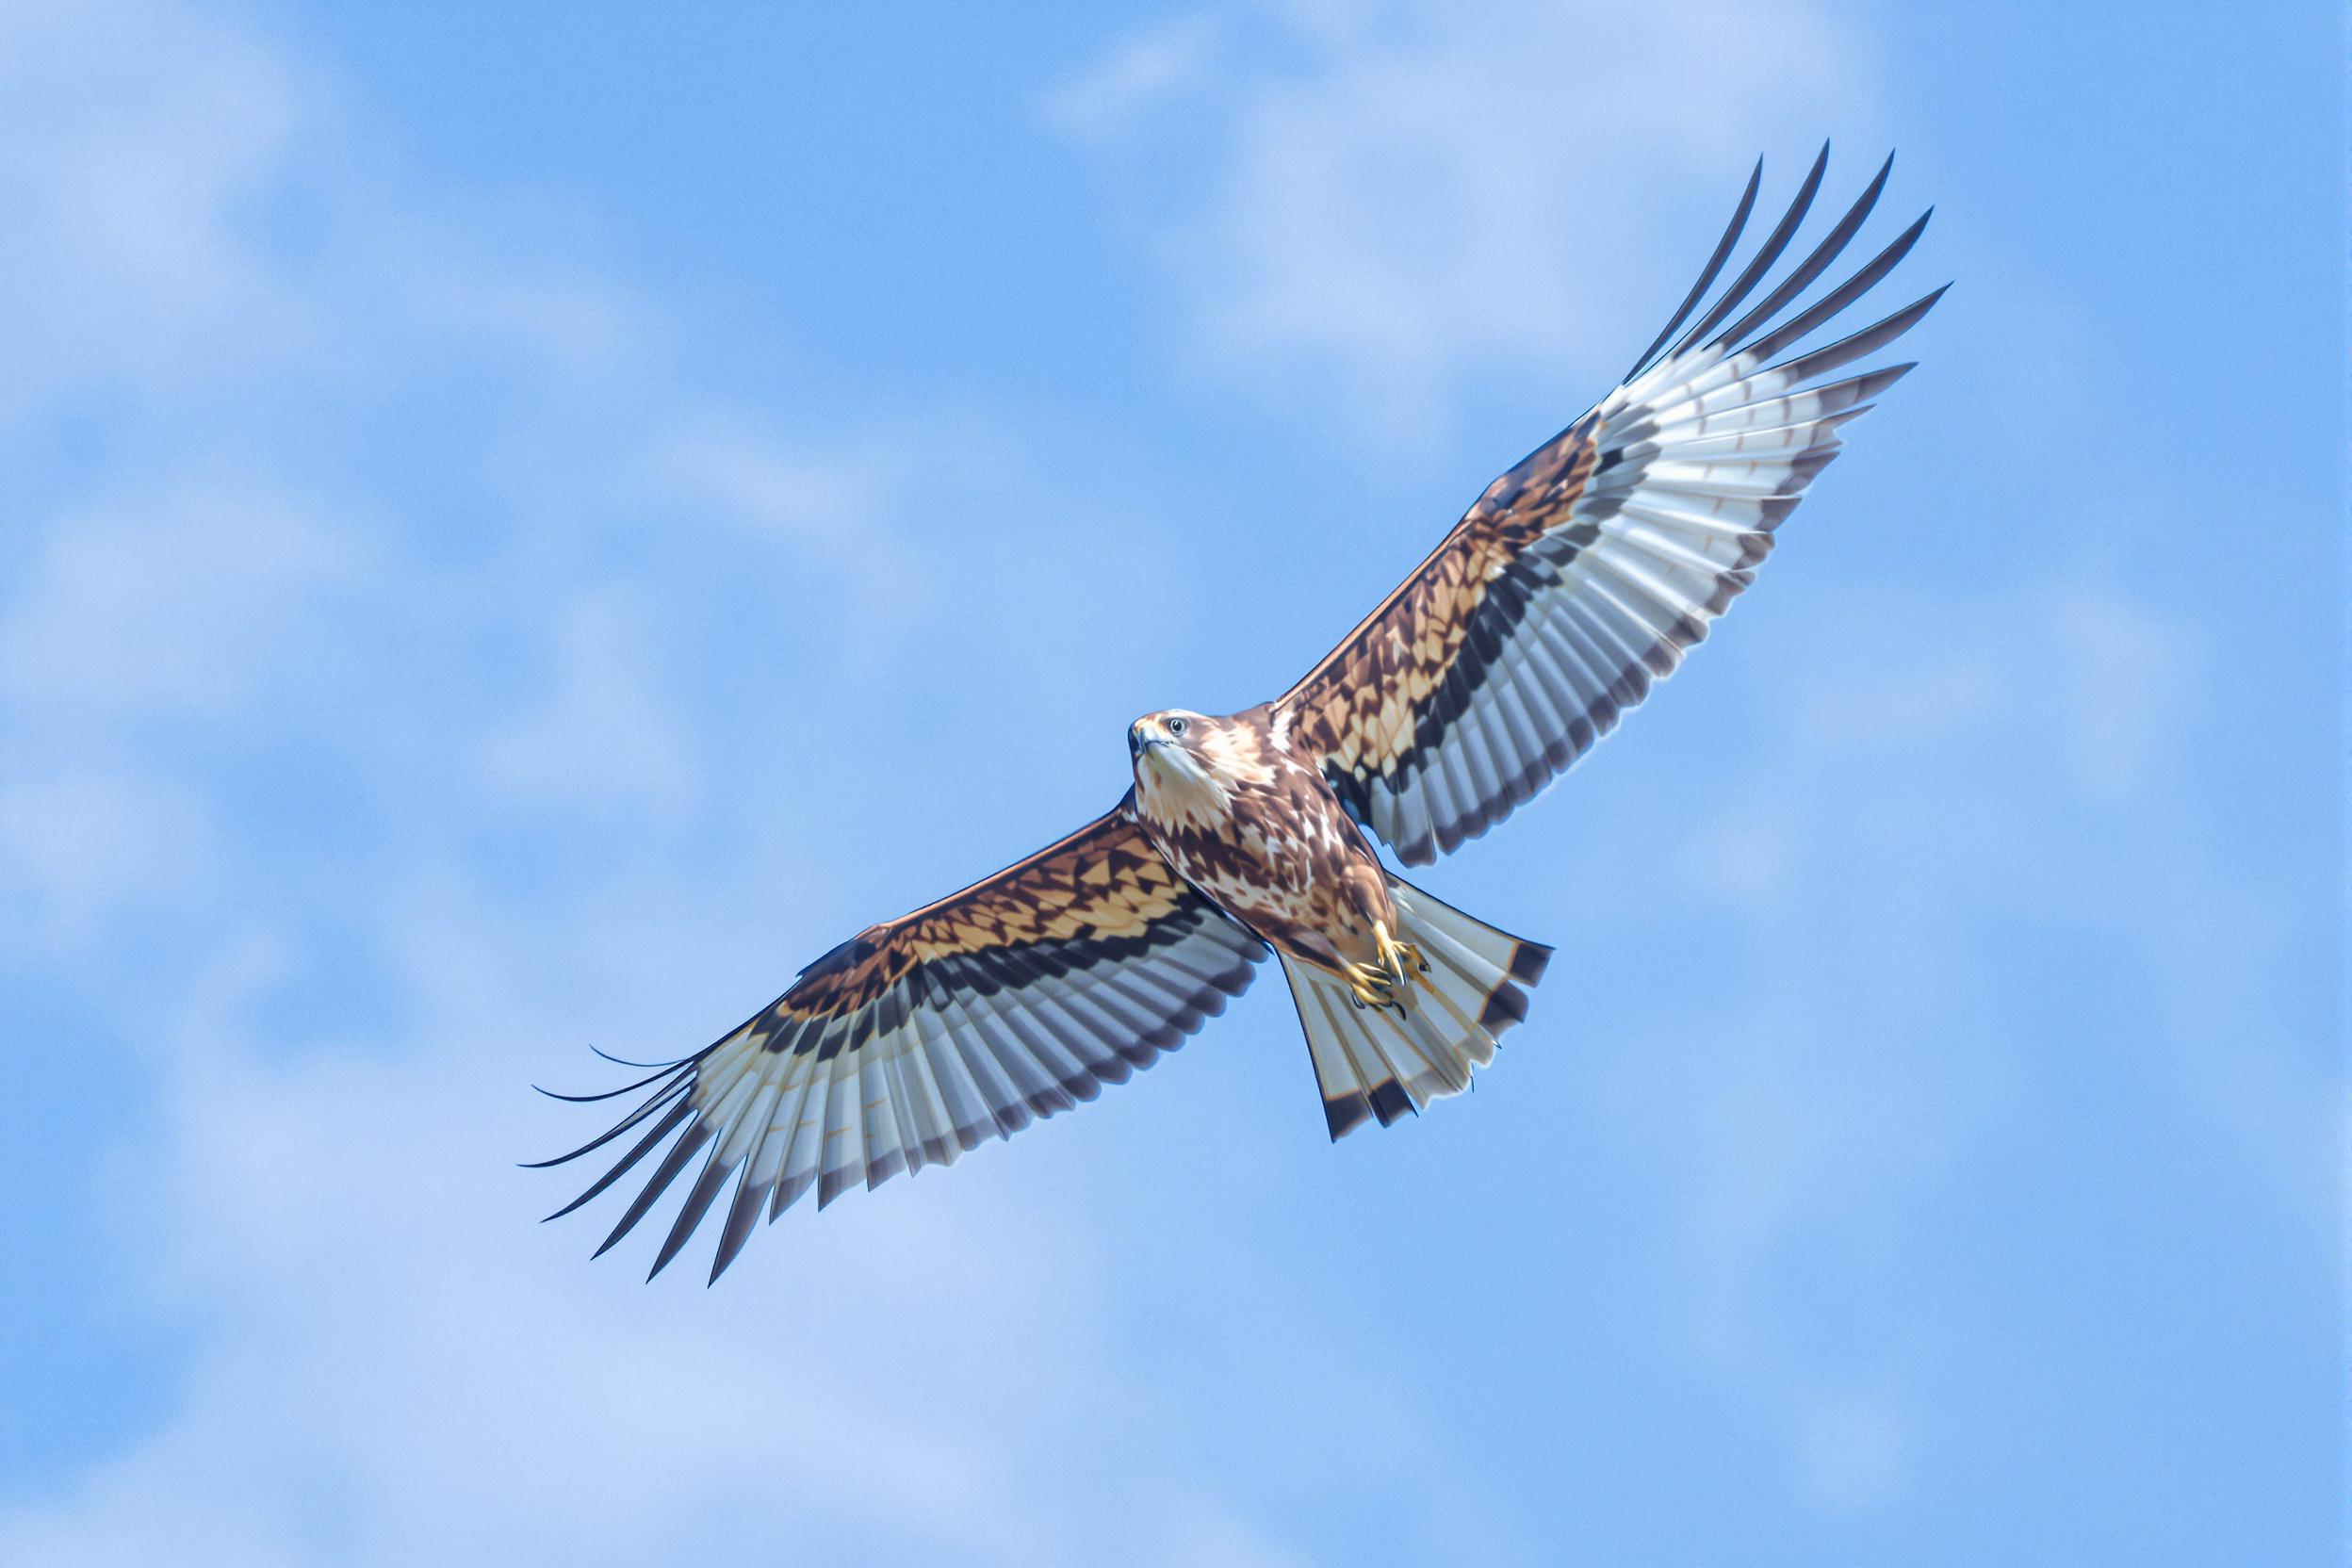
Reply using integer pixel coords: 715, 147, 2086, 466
533, 148, 1942, 1282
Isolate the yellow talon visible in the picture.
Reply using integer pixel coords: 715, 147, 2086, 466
1345, 961, 1396, 1009
1335, 923, 1430, 1010
1399, 948, 1432, 1002
1345, 921, 1424, 1014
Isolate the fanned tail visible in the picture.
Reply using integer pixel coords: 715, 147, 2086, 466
1278, 875, 1551, 1139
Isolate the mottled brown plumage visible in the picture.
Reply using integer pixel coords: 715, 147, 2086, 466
1126, 705, 1392, 974
769, 810, 1200, 1027
533, 147, 1942, 1282
1282, 416, 1605, 789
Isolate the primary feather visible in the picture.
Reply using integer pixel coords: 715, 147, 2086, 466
1279, 146, 1941, 863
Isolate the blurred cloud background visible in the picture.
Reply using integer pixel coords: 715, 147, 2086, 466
0, 2, 2340, 1563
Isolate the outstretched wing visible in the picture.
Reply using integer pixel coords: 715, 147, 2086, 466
1277, 147, 1943, 865
531, 804, 1266, 1282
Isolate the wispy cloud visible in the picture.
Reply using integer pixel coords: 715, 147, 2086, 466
0, 486, 362, 726
480, 593, 697, 816
1052, 0, 1875, 444
0, 2, 1422, 1560
1040, 14, 1224, 142
0, 767, 220, 945
8, 2, 2335, 1559
1582, 576, 2331, 1511
0, 0, 305, 408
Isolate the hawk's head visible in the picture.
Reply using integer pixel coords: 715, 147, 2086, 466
1129, 709, 1280, 832
1128, 709, 1227, 826
1127, 709, 1208, 762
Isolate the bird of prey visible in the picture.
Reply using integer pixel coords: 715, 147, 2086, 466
532, 147, 1942, 1283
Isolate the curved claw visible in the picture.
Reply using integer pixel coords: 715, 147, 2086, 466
1370, 922, 1418, 969
1338, 923, 1433, 1013
1345, 961, 1396, 1009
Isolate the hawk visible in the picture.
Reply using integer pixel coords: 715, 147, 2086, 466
532, 148, 1942, 1282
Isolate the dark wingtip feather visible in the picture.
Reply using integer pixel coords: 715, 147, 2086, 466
592, 1043, 693, 1070
594, 1119, 711, 1261
1771, 285, 1949, 387
543, 1106, 687, 1220
1664, 140, 1831, 365
1626, 155, 1762, 381
1713, 150, 1896, 354
646, 1150, 736, 1282
518, 1077, 691, 1169
1745, 206, 1935, 364
531, 1060, 679, 1103
768, 1168, 817, 1221
542, 1095, 695, 1222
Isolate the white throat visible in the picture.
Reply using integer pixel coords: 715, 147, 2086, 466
1136, 744, 1233, 829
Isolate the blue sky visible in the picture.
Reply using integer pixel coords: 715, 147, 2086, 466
1, 1, 2341, 1562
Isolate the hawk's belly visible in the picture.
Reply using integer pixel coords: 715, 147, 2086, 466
1132, 758, 1393, 973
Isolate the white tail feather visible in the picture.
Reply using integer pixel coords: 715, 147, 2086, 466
1277, 876, 1552, 1139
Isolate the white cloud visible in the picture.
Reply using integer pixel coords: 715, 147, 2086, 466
0, 4, 1443, 1561
481, 594, 696, 816
2048, 586, 2203, 804
5, 866, 1436, 1565
1054, 0, 1876, 443
0, 766, 219, 942
1040, 15, 1224, 142
0, 486, 360, 725
1592, 578, 2331, 1514
0, 480, 357, 948
653, 422, 929, 645
15, 924, 1079, 1566
661, 429, 894, 547
9, 2, 2325, 1557
0, 0, 306, 408
1157, 1501, 1318, 1568
1788, 1379, 1916, 1515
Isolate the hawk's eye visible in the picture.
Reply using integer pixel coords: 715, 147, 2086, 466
1168, 717, 1188, 737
